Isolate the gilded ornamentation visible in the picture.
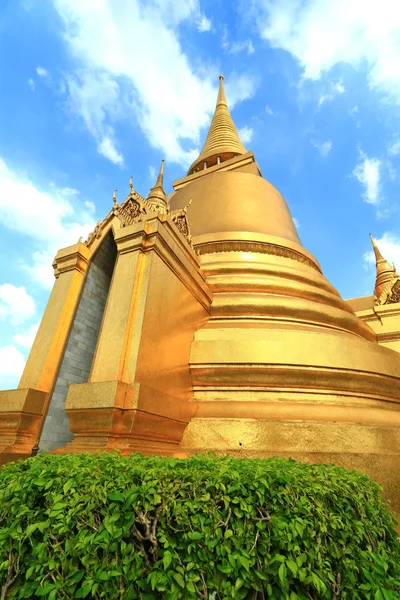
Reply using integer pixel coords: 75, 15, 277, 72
384, 279, 400, 305
84, 220, 102, 246
118, 197, 148, 227
370, 234, 400, 303
194, 239, 320, 271
170, 199, 193, 246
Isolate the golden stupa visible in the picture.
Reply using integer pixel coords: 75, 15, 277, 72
1, 76, 400, 517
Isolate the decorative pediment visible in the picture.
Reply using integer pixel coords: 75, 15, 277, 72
84, 177, 193, 249
117, 196, 148, 227
382, 278, 400, 305
170, 199, 193, 246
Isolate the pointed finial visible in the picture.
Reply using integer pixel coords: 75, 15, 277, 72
217, 74, 227, 106
370, 233, 398, 301
146, 159, 167, 212
112, 189, 117, 205
369, 233, 384, 262
129, 176, 134, 193
155, 159, 165, 187
187, 75, 247, 174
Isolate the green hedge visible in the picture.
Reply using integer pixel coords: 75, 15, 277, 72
0, 453, 400, 599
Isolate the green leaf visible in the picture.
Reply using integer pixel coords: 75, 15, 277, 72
75, 579, 93, 598
255, 569, 268, 580
187, 532, 202, 540
108, 490, 124, 502
163, 551, 172, 570
173, 572, 185, 588
36, 583, 55, 596
224, 529, 234, 539
26, 523, 38, 536
235, 578, 244, 590
239, 556, 250, 572
287, 560, 298, 576
278, 562, 287, 587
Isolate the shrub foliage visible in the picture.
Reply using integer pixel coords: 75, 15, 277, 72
0, 453, 400, 599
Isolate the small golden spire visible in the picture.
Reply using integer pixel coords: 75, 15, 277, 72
146, 159, 167, 213
369, 233, 398, 301
129, 176, 134, 193
188, 75, 247, 174
112, 189, 117, 206
217, 75, 227, 106
156, 159, 164, 188
369, 233, 385, 263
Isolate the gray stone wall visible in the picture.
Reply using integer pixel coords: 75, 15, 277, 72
40, 234, 117, 451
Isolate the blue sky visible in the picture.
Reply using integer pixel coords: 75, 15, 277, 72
1, 0, 400, 388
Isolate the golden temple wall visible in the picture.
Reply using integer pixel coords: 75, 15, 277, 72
40, 234, 117, 450
55, 214, 212, 455
349, 300, 400, 354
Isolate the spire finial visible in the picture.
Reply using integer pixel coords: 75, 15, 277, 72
129, 176, 134, 193
187, 75, 247, 174
146, 159, 167, 213
155, 159, 165, 187
370, 233, 398, 301
112, 189, 117, 206
216, 74, 227, 106
369, 233, 384, 262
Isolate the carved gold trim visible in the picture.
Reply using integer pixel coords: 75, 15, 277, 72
383, 278, 400, 305
194, 240, 321, 272
84, 189, 193, 248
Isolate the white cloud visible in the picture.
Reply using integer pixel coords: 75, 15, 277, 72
349, 105, 359, 116
333, 81, 345, 94
389, 140, 400, 155
0, 345, 26, 377
317, 79, 345, 106
225, 75, 257, 108
364, 232, 400, 270
222, 26, 255, 55
13, 322, 39, 349
311, 139, 332, 157
252, 0, 400, 105
293, 217, 300, 229
98, 136, 124, 165
352, 151, 381, 204
53, 1, 256, 167
197, 14, 211, 32
265, 104, 274, 115
65, 71, 125, 165
28, 78, 35, 91
148, 165, 156, 183
0, 284, 36, 325
57, 186, 79, 198
36, 66, 49, 78
238, 126, 253, 144
84, 200, 95, 213
0, 157, 94, 289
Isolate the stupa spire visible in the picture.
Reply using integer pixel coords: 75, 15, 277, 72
369, 233, 398, 301
216, 74, 228, 105
146, 159, 167, 213
188, 75, 247, 174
